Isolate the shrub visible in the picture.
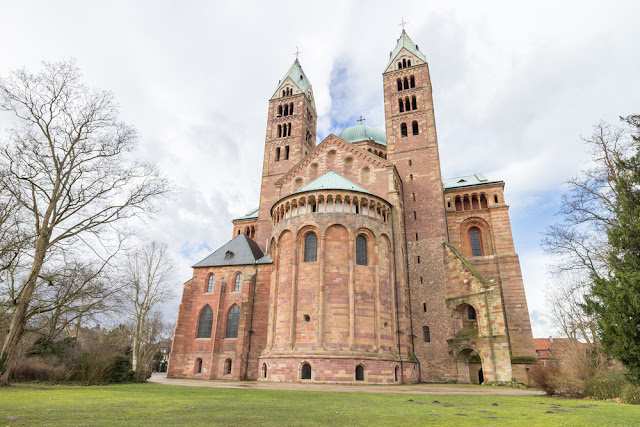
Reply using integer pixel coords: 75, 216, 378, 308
107, 355, 133, 383
622, 384, 640, 405
11, 357, 70, 382
529, 363, 561, 395
584, 372, 627, 400
72, 352, 134, 384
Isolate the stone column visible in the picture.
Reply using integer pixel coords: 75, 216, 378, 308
348, 235, 355, 348
289, 238, 299, 349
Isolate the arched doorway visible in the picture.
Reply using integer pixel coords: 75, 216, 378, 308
456, 348, 484, 384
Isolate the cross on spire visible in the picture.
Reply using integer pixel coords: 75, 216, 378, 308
357, 116, 366, 124
398, 17, 409, 31
293, 46, 302, 59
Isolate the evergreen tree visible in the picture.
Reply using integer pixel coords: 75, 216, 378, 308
587, 115, 640, 382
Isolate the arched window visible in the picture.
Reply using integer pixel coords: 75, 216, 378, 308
402, 58, 407, 68
224, 359, 232, 375
405, 98, 410, 111
494, 194, 499, 203
262, 363, 267, 378
207, 275, 215, 293
282, 90, 285, 97
394, 366, 399, 382
409, 159, 412, 166
397, 61, 402, 69
304, 233, 317, 262
400, 123, 407, 137
277, 105, 282, 116
480, 194, 488, 209
423, 326, 431, 342
396, 78, 402, 91
355, 365, 364, 381
412, 121, 419, 135
284, 146, 289, 160
403, 77, 409, 89
398, 99, 404, 113
455, 197, 462, 211
196, 358, 202, 374
277, 124, 282, 138
301, 363, 311, 380
234, 274, 242, 292
226, 305, 240, 338
467, 305, 477, 320
290, 102, 294, 114
410, 76, 415, 88
356, 235, 367, 266
469, 228, 482, 256
284, 104, 289, 116
409, 174, 413, 180
407, 59, 412, 67
197, 306, 213, 338
411, 96, 417, 110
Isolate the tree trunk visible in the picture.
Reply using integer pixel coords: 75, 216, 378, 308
0, 234, 48, 386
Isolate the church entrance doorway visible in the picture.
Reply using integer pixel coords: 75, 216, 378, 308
456, 348, 484, 384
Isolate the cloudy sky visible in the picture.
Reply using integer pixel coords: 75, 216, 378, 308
1, 0, 639, 337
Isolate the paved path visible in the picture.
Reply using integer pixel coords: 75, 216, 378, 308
149, 373, 544, 395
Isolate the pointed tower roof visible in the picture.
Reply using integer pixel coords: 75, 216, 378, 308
294, 170, 371, 195
192, 233, 265, 268
274, 59, 312, 95
386, 30, 427, 69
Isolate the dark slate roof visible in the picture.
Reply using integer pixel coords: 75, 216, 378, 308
192, 233, 266, 268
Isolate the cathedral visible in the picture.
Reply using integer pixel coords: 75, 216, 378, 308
167, 30, 536, 384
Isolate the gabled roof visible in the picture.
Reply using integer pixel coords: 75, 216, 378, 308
232, 207, 259, 222
442, 173, 503, 190
339, 124, 387, 146
386, 30, 427, 69
274, 59, 311, 96
295, 170, 372, 195
192, 233, 266, 268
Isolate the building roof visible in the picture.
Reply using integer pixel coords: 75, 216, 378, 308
442, 173, 503, 190
192, 233, 266, 268
294, 170, 372, 195
339, 124, 387, 146
232, 207, 259, 222
386, 30, 428, 69
275, 59, 311, 95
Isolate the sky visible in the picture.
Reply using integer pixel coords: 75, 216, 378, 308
1, 0, 639, 338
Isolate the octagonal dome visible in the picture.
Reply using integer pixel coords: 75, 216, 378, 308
339, 124, 387, 146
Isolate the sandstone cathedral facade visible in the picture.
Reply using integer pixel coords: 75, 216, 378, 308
168, 30, 536, 384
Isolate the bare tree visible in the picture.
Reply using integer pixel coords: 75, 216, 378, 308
0, 60, 172, 385
542, 119, 637, 341
123, 241, 174, 376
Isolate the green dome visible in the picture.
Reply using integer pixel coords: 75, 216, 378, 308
339, 124, 387, 146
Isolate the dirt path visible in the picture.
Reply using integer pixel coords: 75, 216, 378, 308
149, 373, 544, 395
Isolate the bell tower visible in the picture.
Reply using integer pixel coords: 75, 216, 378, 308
254, 59, 317, 251
383, 30, 452, 381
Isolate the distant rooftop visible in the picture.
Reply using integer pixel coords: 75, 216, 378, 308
295, 170, 372, 195
442, 173, 503, 190
232, 207, 259, 222
339, 124, 387, 146
192, 233, 269, 268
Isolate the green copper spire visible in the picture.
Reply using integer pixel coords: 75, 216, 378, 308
385, 30, 427, 69
274, 58, 312, 96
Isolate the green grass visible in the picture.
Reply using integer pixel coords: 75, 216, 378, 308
1, 383, 639, 426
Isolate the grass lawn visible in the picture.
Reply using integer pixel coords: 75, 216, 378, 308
2, 382, 640, 426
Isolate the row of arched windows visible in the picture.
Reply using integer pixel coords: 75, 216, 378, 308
366, 147, 387, 159
275, 146, 290, 161
451, 194, 492, 211
203, 273, 242, 294
397, 58, 412, 69
277, 123, 292, 138
400, 121, 419, 137
282, 87, 293, 97
236, 226, 255, 238
278, 363, 369, 381
277, 103, 294, 117
396, 75, 415, 91
272, 194, 390, 225
398, 96, 417, 113
302, 233, 368, 265
196, 304, 241, 339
